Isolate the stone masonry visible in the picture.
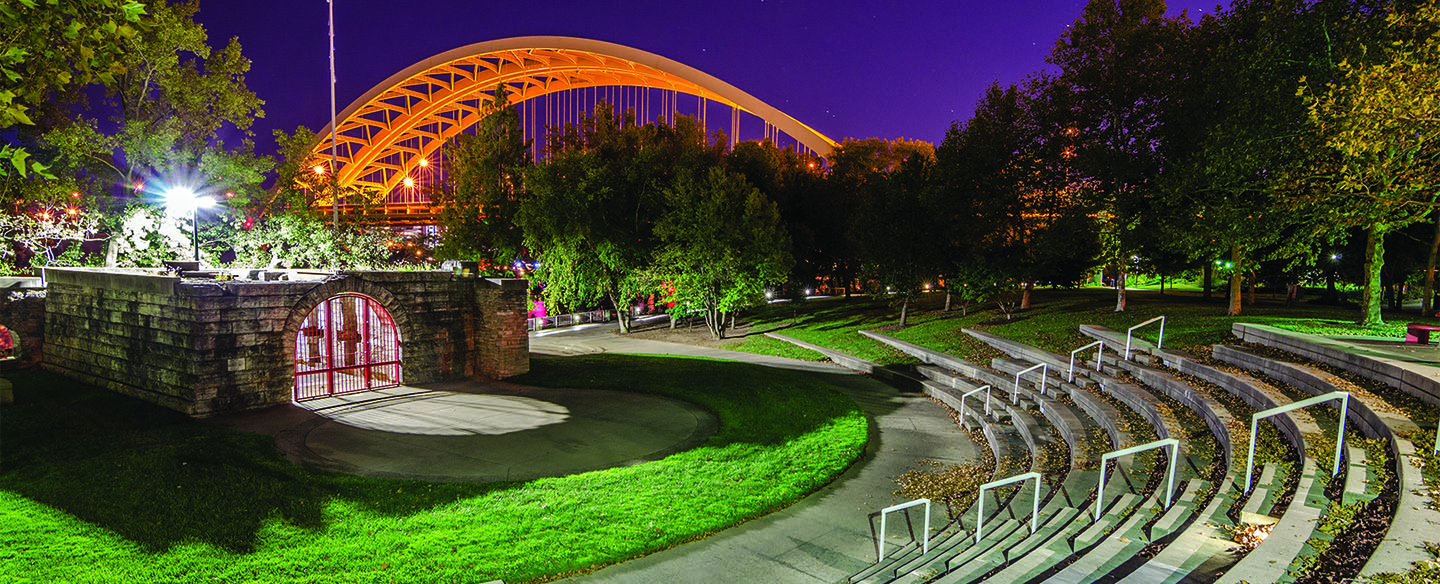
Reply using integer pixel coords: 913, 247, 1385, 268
40, 267, 529, 417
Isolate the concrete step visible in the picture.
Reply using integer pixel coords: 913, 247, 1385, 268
937, 507, 1082, 584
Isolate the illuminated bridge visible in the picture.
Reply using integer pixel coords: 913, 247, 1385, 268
309, 36, 837, 225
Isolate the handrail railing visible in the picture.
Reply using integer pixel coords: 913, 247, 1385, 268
1124, 316, 1166, 360
1013, 363, 1048, 404
959, 385, 992, 430
1069, 341, 1104, 382
527, 309, 612, 331
877, 498, 931, 562
1244, 391, 1351, 493
975, 472, 1042, 544
1094, 438, 1179, 520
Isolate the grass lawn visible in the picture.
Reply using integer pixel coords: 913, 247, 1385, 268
726, 288, 1424, 366
0, 354, 867, 583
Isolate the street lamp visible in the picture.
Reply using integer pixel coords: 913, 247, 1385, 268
163, 187, 216, 262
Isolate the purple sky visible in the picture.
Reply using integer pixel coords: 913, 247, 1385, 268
196, 0, 1225, 158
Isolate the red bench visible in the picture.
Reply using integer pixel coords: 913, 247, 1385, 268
1405, 323, 1440, 344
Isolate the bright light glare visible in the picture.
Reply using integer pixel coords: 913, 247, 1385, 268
403, 176, 414, 187
163, 187, 216, 212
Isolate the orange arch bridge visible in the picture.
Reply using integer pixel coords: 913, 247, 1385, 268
311, 36, 837, 223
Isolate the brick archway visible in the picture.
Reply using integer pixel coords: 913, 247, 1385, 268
291, 293, 402, 400
283, 275, 415, 401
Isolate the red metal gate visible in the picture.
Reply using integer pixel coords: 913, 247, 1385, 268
293, 293, 402, 400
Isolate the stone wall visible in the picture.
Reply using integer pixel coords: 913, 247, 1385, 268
41, 268, 529, 417
0, 278, 46, 368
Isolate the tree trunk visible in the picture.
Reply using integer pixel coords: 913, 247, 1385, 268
1228, 246, 1243, 317
669, 313, 676, 329
944, 292, 952, 312
1114, 264, 1127, 312
1247, 271, 1256, 306
611, 294, 631, 334
731, 310, 738, 331
1361, 224, 1388, 326
1160, 275, 1165, 295
1021, 281, 1034, 310
1203, 263, 1213, 301
1424, 211, 1440, 315
899, 296, 910, 327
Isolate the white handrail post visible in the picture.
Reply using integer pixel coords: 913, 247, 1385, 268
877, 498, 932, 562
1013, 363, 1048, 404
959, 385, 992, 430
1124, 316, 1165, 361
1093, 438, 1179, 520
1069, 341, 1103, 383
975, 472, 1042, 544
1244, 391, 1352, 493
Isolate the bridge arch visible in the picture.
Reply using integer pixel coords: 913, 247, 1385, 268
313, 36, 837, 197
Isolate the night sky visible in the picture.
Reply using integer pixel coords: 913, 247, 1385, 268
196, 0, 1225, 158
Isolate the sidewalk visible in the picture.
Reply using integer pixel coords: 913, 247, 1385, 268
536, 327, 984, 583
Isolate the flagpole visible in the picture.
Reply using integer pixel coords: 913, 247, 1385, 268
328, 0, 339, 231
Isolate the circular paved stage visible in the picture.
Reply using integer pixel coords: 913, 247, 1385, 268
220, 381, 716, 483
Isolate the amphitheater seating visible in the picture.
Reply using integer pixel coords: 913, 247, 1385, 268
775, 319, 1435, 583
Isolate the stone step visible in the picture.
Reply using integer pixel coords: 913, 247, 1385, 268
869, 522, 976, 584
1217, 458, 1328, 584
931, 507, 1082, 584
1343, 445, 1372, 506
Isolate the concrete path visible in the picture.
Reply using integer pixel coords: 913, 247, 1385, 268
535, 325, 985, 584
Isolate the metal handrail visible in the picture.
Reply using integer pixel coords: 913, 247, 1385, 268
1013, 363, 1047, 403
1094, 439, 1179, 520
1069, 341, 1104, 382
975, 472, 1042, 544
959, 385, 992, 429
877, 498, 931, 562
1245, 391, 1351, 493
1124, 316, 1166, 360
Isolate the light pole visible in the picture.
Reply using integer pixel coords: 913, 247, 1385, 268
163, 187, 216, 262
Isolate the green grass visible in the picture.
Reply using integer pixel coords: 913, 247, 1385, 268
719, 334, 827, 361
0, 354, 867, 583
729, 288, 1417, 367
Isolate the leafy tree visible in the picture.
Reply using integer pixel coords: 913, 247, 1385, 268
1153, 0, 1347, 316
1303, 0, 1440, 325
822, 137, 935, 297
29, 0, 270, 266
436, 86, 531, 265
0, 202, 103, 270
225, 213, 395, 270
850, 151, 937, 326
1048, 0, 1195, 311
649, 167, 792, 338
0, 0, 148, 178
520, 105, 722, 333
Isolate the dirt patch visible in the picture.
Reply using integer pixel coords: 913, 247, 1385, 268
624, 316, 775, 349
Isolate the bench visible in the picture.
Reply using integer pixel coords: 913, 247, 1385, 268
1404, 323, 1440, 344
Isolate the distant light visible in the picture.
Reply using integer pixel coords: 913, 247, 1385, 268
418, 158, 428, 167
1331, 254, 1340, 260
70, 192, 80, 198
66, 207, 78, 216
765, 290, 774, 299
403, 176, 414, 187
805, 288, 812, 295
313, 165, 326, 175
225, 191, 234, 198
808, 161, 816, 169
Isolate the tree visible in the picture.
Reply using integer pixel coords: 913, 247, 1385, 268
1303, 0, 1440, 325
1048, 0, 1195, 311
519, 105, 723, 333
436, 86, 531, 266
0, 0, 148, 178
823, 137, 935, 297
649, 167, 792, 338
850, 152, 937, 326
1153, 0, 1345, 316
32, 0, 270, 262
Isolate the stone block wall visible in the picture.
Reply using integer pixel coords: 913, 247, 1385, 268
0, 279, 46, 368
41, 268, 529, 417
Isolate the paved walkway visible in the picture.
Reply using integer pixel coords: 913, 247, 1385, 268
534, 325, 984, 584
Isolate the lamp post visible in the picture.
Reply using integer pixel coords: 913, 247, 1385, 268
162, 187, 216, 262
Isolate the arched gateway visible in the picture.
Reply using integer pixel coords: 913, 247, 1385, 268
293, 293, 402, 400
